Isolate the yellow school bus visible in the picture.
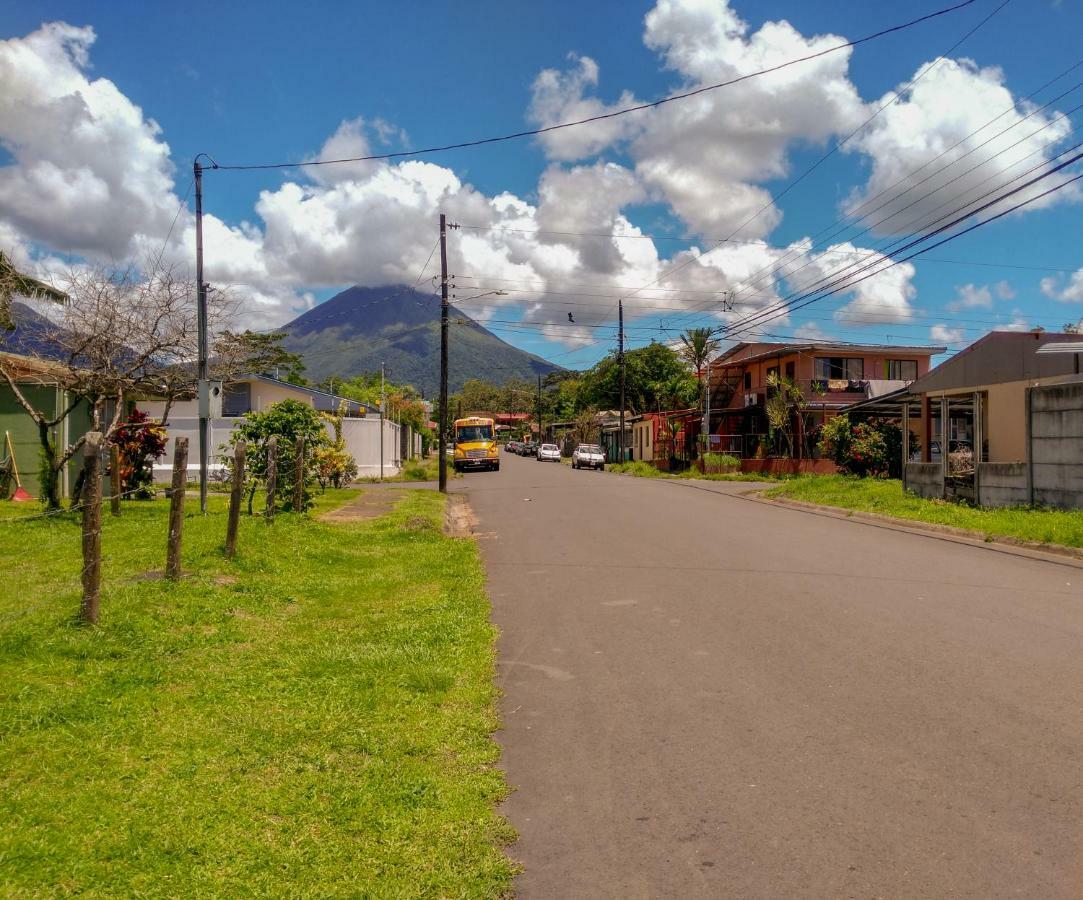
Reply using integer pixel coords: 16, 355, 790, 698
453, 417, 499, 473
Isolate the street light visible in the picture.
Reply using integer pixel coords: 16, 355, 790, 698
450, 290, 508, 303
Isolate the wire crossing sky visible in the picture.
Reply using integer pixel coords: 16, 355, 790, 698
0, 0, 1081, 367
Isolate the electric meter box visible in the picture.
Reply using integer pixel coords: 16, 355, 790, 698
198, 379, 223, 419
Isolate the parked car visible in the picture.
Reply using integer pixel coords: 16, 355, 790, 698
521, 441, 538, 457
537, 443, 561, 462
506, 441, 520, 454
572, 443, 605, 470
445, 442, 455, 458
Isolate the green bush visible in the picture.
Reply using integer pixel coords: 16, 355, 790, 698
818, 415, 904, 478
702, 452, 740, 473
608, 460, 663, 478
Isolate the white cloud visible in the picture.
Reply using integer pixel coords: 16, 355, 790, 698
930, 324, 966, 345
949, 282, 993, 311
994, 279, 1015, 300
846, 58, 1078, 237
1041, 269, 1083, 303
0, 23, 178, 260
992, 315, 1030, 332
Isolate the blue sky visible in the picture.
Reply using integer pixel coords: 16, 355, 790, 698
2, 0, 1082, 371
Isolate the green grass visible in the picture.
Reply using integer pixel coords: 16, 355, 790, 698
361, 455, 459, 483
0, 489, 515, 897
605, 460, 786, 482
766, 475, 1083, 549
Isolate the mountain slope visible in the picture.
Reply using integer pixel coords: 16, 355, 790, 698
281, 285, 561, 394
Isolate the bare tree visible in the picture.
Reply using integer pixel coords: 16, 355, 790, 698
1, 266, 205, 507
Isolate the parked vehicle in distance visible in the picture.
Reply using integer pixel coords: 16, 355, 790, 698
572, 443, 605, 470
537, 443, 561, 462
507, 440, 521, 454
445, 442, 455, 458
504, 441, 517, 453
452, 417, 499, 472
521, 441, 538, 457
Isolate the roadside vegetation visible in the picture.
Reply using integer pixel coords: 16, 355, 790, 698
0, 489, 514, 896
767, 475, 1083, 549
606, 459, 787, 482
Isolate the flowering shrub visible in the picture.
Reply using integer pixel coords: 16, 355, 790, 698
818, 415, 904, 478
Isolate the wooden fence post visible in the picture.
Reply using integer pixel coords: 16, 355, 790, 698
265, 435, 277, 523
110, 443, 121, 516
166, 437, 188, 579
225, 441, 245, 558
80, 432, 104, 626
293, 436, 305, 513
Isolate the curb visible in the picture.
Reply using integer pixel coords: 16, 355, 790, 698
750, 491, 1083, 570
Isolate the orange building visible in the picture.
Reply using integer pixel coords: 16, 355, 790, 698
707, 341, 943, 459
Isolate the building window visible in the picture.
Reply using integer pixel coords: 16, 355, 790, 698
814, 357, 864, 380
766, 365, 779, 380
223, 382, 251, 417
743, 371, 752, 390
785, 361, 795, 380
885, 359, 918, 380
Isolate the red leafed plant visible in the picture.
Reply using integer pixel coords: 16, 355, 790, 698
109, 408, 167, 499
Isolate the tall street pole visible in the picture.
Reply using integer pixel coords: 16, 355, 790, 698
438, 213, 450, 493
536, 374, 543, 444
194, 159, 209, 514
618, 298, 626, 464
703, 356, 712, 455
380, 362, 385, 481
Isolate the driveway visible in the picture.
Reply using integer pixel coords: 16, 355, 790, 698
456, 453, 1083, 898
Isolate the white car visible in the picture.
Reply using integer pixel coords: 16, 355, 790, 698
572, 444, 605, 470
536, 443, 561, 462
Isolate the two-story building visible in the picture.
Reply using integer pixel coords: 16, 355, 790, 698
707, 341, 943, 459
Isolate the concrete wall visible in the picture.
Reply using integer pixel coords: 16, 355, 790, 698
904, 462, 942, 499
977, 462, 1028, 508
341, 417, 401, 478
151, 415, 402, 480
1030, 382, 1083, 509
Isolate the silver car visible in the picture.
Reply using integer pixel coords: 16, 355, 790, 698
536, 443, 561, 462
572, 443, 605, 470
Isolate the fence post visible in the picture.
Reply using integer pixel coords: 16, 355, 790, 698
225, 441, 245, 558
110, 443, 121, 516
80, 432, 104, 625
265, 435, 277, 523
293, 435, 305, 513
166, 437, 188, 579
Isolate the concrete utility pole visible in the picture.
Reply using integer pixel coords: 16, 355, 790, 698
618, 298, 626, 463
438, 213, 450, 493
537, 374, 543, 444
380, 362, 385, 482
194, 159, 209, 513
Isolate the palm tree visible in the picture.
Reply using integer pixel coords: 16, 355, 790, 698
677, 327, 721, 376
0, 251, 67, 331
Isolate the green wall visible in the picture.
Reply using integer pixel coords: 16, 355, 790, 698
1, 384, 92, 501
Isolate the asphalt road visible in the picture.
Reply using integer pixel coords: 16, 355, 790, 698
455, 451, 1083, 898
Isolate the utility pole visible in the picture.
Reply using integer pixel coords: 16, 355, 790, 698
618, 298, 626, 464
536, 374, 543, 444
703, 355, 712, 454
438, 213, 450, 493
380, 362, 385, 481
194, 159, 209, 513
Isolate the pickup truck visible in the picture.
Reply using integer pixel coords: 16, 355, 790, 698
572, 444, 605, 470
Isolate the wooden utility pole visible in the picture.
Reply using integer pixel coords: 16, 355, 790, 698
265, 435, 278, 523
225, 441, 245, 558
80, 432, 103, 625
166, 437, 188, 579
438, 213, 451, 492
109, 444, 121, 516
293, 436, 305, 512
618, 298, 626, 463
537, 374, 543, 443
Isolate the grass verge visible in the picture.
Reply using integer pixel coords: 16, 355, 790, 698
0, 489, 514, 896
606, 460, 787, 482
361, 455, 460, 483
766, 475, 1083, 549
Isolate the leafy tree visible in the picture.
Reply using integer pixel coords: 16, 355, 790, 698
222, 399, 330, 513
765, 372, 806, 458
818, 414, 905, 478
315, 402, 359, 489
0, 250, 66, 331
580, 341, 692, 413
214, 330, 307, 385
677, 327, 720, 375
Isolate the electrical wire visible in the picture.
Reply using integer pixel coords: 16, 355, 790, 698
205, 0, 976, 173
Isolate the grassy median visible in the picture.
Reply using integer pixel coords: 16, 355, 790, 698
0, 489, 514, 897
766, 475, 1083, 549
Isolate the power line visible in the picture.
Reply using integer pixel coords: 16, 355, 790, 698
206, 1, 976, 172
